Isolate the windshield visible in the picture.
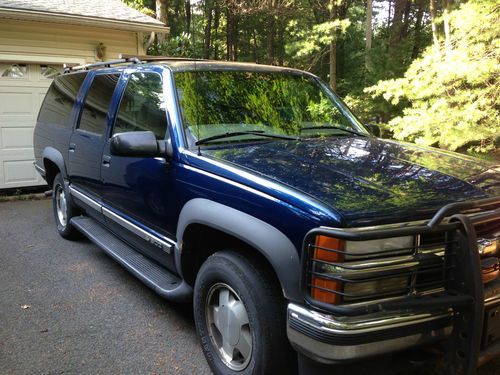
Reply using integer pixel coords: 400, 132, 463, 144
174, 70, 367, 146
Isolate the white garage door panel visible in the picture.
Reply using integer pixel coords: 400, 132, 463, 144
0, 63, 62, 189
0, 92, 33, 114
2, 127, 33, 148
3, 159, 38, 184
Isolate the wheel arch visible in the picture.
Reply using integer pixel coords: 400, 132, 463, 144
176, 198, 302, 302
42, 147, 67, 188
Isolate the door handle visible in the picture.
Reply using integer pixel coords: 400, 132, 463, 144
69, 143, 76, 152
102, 155, 111, 167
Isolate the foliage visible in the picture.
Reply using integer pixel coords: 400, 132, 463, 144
175, 71, 353, 137
121, 0, 499, 157
366, 0, 500, 153
122, 0, 155, 17
148, 32, 194, 56
286, 19, 351, 70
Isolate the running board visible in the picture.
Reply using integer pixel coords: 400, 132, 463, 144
71, 216, 192, 303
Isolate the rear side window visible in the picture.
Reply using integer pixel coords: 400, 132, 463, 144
37, 72, 87, 127
78, 74, 120, 135
113, 72, 166, 139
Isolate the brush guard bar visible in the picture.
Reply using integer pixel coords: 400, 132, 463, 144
300, 196, 500, 374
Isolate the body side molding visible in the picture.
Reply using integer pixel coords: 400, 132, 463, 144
176, 198, 302, 302
69, 186, 175, 254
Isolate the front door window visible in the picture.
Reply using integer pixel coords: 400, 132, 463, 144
113, 72, 166, 139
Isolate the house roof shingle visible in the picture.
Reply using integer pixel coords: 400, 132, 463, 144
0, 0, 166, 30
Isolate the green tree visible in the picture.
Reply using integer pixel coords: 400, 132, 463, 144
366, 0, 499, 153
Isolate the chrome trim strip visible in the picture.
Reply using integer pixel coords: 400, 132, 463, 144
485, 293, 500, 307
69, 186, 102, 213
179, 163, 280, 202
319, 209, 499, 233
317, 248, 446, 278
287, 304, 453, 362
340, 287, 446, 308
287, 326, 451, 363
69, 186, 175, 254
102, 207, 174, 254
478, 237, 499, 256
288, 303, 451, 334
181, 150, 335, 214
34, 163, 45, 175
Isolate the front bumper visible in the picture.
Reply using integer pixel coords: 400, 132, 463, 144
291, 197, 500, 371
287, 303, 453, 363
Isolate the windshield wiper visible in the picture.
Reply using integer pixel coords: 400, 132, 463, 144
195, 130, 298, 146
299, 125, 367, 137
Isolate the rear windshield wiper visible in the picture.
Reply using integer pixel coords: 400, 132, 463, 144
299, 125, 367, 137
195, 130, 298, 146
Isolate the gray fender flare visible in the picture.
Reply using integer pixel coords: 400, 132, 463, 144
176, 198, 302, 302
42, 147, 67, 179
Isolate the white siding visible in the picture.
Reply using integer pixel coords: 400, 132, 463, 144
0, 18, 142, 63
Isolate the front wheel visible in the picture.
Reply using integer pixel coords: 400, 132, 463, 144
194, 250, 295, 375
52, 173, 80, 240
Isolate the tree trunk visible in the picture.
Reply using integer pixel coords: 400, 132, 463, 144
185, 0, 191, 34
213, 4, 220, 59
402, 0, 412, 37
412, 0, 425, 58
226, 8, 232, 60
330, 41, 337, 90
387, 0, 393, 28
252, 28, 258, 63
232, 14, 238, 61
156, 0, 169, 43
266, 11, 275, 64
203, 0, 213, 59
430, 0, 440, 52
443, 0, 451, 54
365, 0, 372, 50
329, 0, 337, 90
365, 0, 372, 69
277, 18, 285, 66
389, 0, 407, 50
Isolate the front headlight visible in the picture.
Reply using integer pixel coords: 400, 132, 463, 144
344, 236, 415, 259
310, 235, 415, 304
343, 276, 409, 301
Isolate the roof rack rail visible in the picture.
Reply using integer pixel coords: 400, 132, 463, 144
63, 57, 142, 73
118, 54, 207, 63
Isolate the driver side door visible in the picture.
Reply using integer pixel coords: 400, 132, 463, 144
101, 70, 177, 270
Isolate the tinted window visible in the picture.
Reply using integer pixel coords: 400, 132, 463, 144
38, 72, 87, 127
175, 71, 365, 143
113, 72, 166, 139
78, 74, 120, 135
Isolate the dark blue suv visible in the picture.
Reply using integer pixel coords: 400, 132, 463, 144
34, 57, 499, 374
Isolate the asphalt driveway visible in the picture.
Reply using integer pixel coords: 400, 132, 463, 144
0, 199, 210, 375
0, 199, 498, 375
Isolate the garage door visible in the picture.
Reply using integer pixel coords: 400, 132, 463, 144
0, 63, 62, 189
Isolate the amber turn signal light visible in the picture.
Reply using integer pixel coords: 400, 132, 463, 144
311, 236, 344, 304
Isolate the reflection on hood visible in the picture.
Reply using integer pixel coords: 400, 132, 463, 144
204, 137, 500, 223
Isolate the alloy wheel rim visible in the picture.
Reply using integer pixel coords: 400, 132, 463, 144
205, 283, 253, 371
55, 185, 67, 227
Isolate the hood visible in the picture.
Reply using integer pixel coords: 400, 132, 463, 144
203, 137, 500, 225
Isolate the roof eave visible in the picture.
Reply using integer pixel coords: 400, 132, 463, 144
0, 7, 169, 33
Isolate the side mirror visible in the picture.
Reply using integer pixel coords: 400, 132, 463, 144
110, 131, 173, 158
365, 124, 381, 137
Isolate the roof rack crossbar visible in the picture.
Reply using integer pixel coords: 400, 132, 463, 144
119, 54, 207, 63
64, 58, 143, 73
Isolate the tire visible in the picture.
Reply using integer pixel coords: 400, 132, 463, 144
194, 250, 296, 375
52, 173, 80, 240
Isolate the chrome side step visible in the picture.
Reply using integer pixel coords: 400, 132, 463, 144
71, 216, 192, 303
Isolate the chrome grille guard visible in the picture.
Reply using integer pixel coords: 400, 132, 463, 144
301, 196, 500, 375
